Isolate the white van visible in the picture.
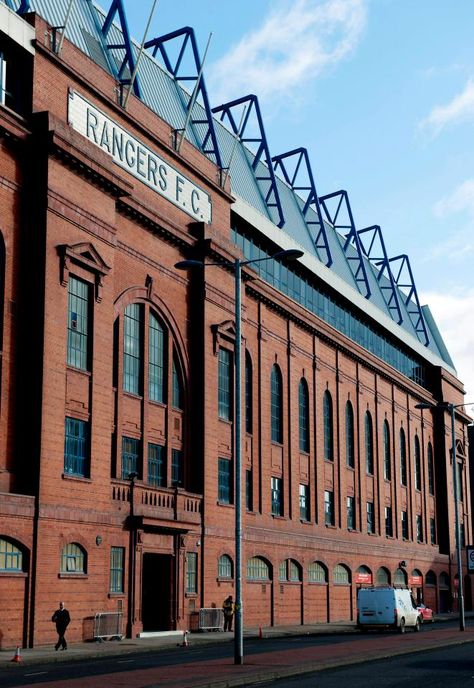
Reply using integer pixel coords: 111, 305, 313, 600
357, 587, 422, 633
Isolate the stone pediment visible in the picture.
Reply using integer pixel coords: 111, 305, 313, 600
57, 242, 110, 302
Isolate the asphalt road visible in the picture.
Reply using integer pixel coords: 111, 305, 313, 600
245, 640, 474, 687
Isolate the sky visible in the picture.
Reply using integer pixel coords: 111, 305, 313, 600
122, 0, 474, 408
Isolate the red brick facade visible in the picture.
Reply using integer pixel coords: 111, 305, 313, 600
0, 7, 471, 650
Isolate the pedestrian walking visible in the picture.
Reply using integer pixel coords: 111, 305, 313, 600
223, 595, 234, 632
52, 601, 70, 650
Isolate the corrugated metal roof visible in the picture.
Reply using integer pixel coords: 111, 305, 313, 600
4, 0, 451, 367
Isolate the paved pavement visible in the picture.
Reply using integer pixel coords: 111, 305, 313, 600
1, 614, 474, 688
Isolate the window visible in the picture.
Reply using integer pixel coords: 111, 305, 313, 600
279, 559, 301, 582
171, 448, 183, 487
430, 517, 436, 545
414, 436, 422, 491
271, 365, 283, 443
110, 547, 124, 593
383, 420, 391, 480
400, 428, 407, 486
246, 469, 253, 511
218, 348, 232, 420
376, 567, 390, 585
245, 353, 253, 434
299, 379, 309, 452
186, 552, 197, 593
122, 436, 139, 480
323, 391, 333, 461
347, 496, 355, 530
426, 570, 436, 586
385, 506, 393, 537
123, 304, 142, 395
218, 458, 232, 504
308, 561, 327, 583
148, 443, 165, 487
345, 401, 355, 468
0, 539, 22, 572
333, 564, 350, 584
365, 411, 374, 474
172, 357, 183, 409
457, 463, 463, 502
218, 554, 233, 579
367, 501, 375, 534
148, 314, 166, 402
401, 510, 409, 540
271, 476, 283, 516
64, 417, 88, 477
416, 514, 423, 543
67, 276, 90, 370
0, 51, 7, 106
60, 543, 85, 574
299, 484, 309, 521
247, 556, 270, 581
427, 442, 434, 495
460, 523, 465, 548
325, 490, 334, 526
394, 567, 407, 586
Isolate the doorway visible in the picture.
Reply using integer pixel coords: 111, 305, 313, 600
141, 553, 174, 631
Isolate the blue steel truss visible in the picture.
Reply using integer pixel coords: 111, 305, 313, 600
388, 254, 429, 345
5, 0, 30, 12
319, 190, 371, 298
272, 148, 332, 267
88, 0, 141, 98
144, 27, 222, 169
357, 225, 403, 324
212, 95, 285, 228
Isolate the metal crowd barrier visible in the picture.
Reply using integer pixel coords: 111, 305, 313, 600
93, 611, 124, 641
198, 607, 224, 631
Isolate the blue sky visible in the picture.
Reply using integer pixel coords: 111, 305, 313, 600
123, 0, 474, 405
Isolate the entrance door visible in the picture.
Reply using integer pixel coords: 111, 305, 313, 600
142, 553, 174, 631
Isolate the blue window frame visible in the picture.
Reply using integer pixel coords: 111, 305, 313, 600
64, 417, 88, 477
60, 543, 85, 574
323, 391, 333, 461
299, 379, 309, 453
67, 276, 89, 370
383, 420, 391, 480
122, 436, 139, 480
0, 538, 22, 572
365, 411, 374, 475
218, 348, 232, 420
271, 476, 283, 516
400, 428, 407, 486
218, 458, 232, 504
171, 448, 183, 487
149, 314, 165, 403
271, 365, 283, 443
123, 304, 142, 395
148, 443, 165, 487
346, 402, 355, 468
110, 546, 124, 593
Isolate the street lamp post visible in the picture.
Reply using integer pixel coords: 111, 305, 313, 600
416, 400, 472, 632
176, 247, 303, 664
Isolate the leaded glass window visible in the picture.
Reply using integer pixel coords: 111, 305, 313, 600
247, 556, 270, 580
218, 348, 232, 420
0, 539, 22, 572
308, 562, 327, 583
271, 365, 283, 443
110, 546, 124, 593
400, 428, 407, 486
148, 443, 165, 487
299, 379, 309, 452
346, 401, 354, 468
383, 420, 391, 480
123, 304, 142, 395
149, 314, 165, 402
218, 554, 233, 579
64, 417, 88, 477
122, 436, 139, 480
323, 391, 333, 461
67, 276, 89, 370
60, 543, 85, 574
218, 458, 232, 504
365, 411, 374, 475
186, 552, 197, 593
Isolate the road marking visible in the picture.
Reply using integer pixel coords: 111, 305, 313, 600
25, 672, 48, 676
117, 659, 135, 663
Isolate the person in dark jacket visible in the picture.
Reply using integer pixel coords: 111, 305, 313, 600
52, 601, 71, 650
223, 595, 234, 632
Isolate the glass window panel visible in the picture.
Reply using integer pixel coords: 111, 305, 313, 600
110, 547, 124, 593
148, 443, 165, 487
123, 304, 142, 395
218, 348, 232, 420
64, 417, 88, 477
67, 277, 89, 370
149, 314, 165, 403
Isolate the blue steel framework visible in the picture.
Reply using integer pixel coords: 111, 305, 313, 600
144, 27, 222, 170
272, 147, 333, 267
389, 254, 430, 346
213, 95, 285, 229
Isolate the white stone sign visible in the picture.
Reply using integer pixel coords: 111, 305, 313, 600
68, 90, 212, 224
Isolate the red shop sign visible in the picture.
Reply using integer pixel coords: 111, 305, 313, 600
409, 576, 423, 586
355, 572, 373, 584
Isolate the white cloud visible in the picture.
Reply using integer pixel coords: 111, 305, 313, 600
422, 289, 474, 407
434, 179, 474, 218
425, 180, 474, 263
419, 79, 474, 137
208, 0, 367, 107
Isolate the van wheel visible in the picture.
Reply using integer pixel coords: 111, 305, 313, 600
414, 617, 421, 632
399, 618, 406, 634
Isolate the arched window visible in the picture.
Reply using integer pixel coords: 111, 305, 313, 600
308, 561, 328, 583
0, 538, 23, 572
123, 303, 142, 394
427, 442, 434, 495
439, 572, 450, 588
149, 313, 166, 402
323, 391, 333, 461
271, 365, 283, 444
218, 554, 233, 579
400, 428, 407, 486
245, 352, 253, 434
60, 543, 86, 574
172, 355, 183, 410
299, 379, 309, 452
346, 401, 355, 468
414, 435, 422, 490
383, 420, 391, 480
356, 565, 372, 585
333, 564, 350, 584
425, 570, 436, 586
247, 556, 270, 581
279, 558, 302, 582
365, 411, 374, 475
393, 567, 407, 586
376, 567, 390, 585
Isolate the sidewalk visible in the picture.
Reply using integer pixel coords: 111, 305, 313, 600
0, 613, 469, 667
